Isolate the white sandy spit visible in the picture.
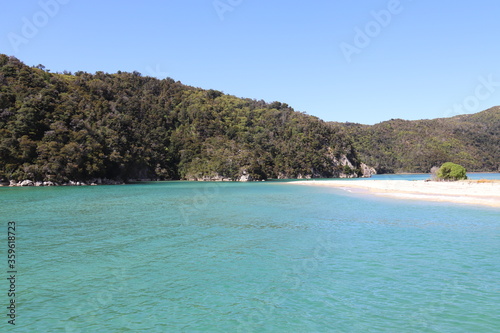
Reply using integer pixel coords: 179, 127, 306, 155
291, 180, 500, 207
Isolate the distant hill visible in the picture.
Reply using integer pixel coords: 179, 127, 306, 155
0, 55, 362, 183
330, 107, 500, 173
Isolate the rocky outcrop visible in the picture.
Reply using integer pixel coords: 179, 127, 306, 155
6, 178, 124, 187
20, 180, 34, 186
187, 174, 232, 181
360, 163, 377, 178
238, 171, 253, 182
335, 154, 358, 178
187, 170, 258, 182
339, 155, 355, 169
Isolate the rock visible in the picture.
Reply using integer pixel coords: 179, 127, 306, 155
333, 154, 358, 178
43, 181, 55, 186
239, 174, 253, 182
20, 180, 34, 186
9, 180, 18, 187
35, 181, 43, 187
200, 174, 224, 181
339, 173, 356, 179
360, 163, 377, 178
339, 154, 355, 169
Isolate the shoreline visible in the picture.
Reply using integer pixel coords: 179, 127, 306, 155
1, 179, 125, 187
291, 180, 500, 208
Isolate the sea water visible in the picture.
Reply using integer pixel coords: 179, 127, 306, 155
1, 175, 499, 332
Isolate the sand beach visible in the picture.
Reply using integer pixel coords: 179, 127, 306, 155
292, 180, 500, 207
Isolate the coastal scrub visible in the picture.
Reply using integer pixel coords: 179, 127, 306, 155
437, 162, 467, 181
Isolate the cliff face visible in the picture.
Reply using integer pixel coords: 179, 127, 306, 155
0, 55, 364, 183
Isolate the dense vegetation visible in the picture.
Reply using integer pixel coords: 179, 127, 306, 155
0, 55, 361, 183
331, 107, 500, 174
436, 162, 467, 181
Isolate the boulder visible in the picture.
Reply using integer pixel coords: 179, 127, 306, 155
20, 180, 34, 186
239, 174, 253, 182
360, 163, 377, 178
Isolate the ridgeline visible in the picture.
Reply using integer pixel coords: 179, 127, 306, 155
0, 55, 362, 183
330, 106, 500, 174
1, 55, 498, 184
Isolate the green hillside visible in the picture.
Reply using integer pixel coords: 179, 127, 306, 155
0, 55, 361, 183
330, 107, 500, 173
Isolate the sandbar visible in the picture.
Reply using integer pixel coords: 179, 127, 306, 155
291, 180, 500, 207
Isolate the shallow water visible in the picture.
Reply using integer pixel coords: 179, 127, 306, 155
1, 175, 499, 332
371, 172, 500, 181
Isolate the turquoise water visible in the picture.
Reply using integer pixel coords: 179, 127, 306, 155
1, 176, 499, 332
370, 173, 500, 181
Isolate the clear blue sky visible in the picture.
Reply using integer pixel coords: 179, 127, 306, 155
1, 0, 499, 124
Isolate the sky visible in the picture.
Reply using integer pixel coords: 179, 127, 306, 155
1, 0, 499, 124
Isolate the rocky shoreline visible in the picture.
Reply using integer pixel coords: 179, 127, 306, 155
2, 164, 377, 187
2, 179, 125, 187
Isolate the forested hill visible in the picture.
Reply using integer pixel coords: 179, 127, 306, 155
330, 106, 500, 174
0, 55, 362, 183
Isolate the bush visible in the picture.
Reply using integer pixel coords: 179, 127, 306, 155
437, 162, 467, 181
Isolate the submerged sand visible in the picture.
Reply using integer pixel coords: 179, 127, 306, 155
291, 180, 500, 207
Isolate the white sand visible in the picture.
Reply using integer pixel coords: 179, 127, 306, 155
291, 180, 500, 207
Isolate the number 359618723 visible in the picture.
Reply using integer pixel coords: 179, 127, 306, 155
8, 221, 16, 269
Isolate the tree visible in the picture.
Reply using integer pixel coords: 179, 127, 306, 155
0, 55, 362, 182
437, 162, 467, 181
